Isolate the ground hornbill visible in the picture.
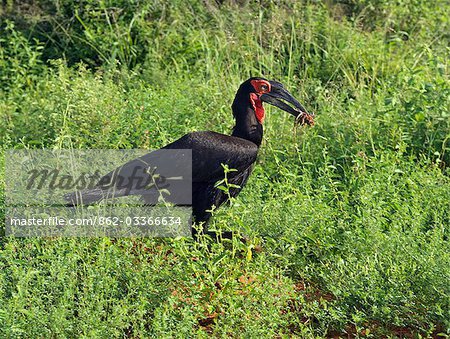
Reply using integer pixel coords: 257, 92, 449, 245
65, 77, 314, 239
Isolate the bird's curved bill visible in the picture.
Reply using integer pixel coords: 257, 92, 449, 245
260, 81, 314, 126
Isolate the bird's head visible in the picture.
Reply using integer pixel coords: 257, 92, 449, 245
232, 77, 314, 126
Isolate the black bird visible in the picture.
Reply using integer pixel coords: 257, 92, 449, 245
65, 77, 314, 239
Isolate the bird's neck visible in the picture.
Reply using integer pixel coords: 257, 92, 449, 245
231, 106, 263, 146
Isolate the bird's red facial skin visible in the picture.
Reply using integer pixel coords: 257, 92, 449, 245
249, 80, 271, 124
250, 93, 265, 124
250, 80, 271, 94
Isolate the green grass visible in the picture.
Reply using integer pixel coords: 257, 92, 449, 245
1, 0, 449, 337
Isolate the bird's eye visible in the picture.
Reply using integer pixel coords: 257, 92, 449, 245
250, 79, 271, 93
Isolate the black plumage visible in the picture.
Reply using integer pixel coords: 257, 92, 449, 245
65, 77, 313, 238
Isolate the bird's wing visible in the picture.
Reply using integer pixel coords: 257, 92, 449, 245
163, 131, 259, 183
65, 131, 258, 205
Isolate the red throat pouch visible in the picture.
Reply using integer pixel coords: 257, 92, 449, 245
249, 93, 265, 124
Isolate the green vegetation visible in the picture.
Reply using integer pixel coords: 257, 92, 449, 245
1, 0, 449, 337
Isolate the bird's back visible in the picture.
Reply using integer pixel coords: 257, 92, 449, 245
164, 131, 259, 224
